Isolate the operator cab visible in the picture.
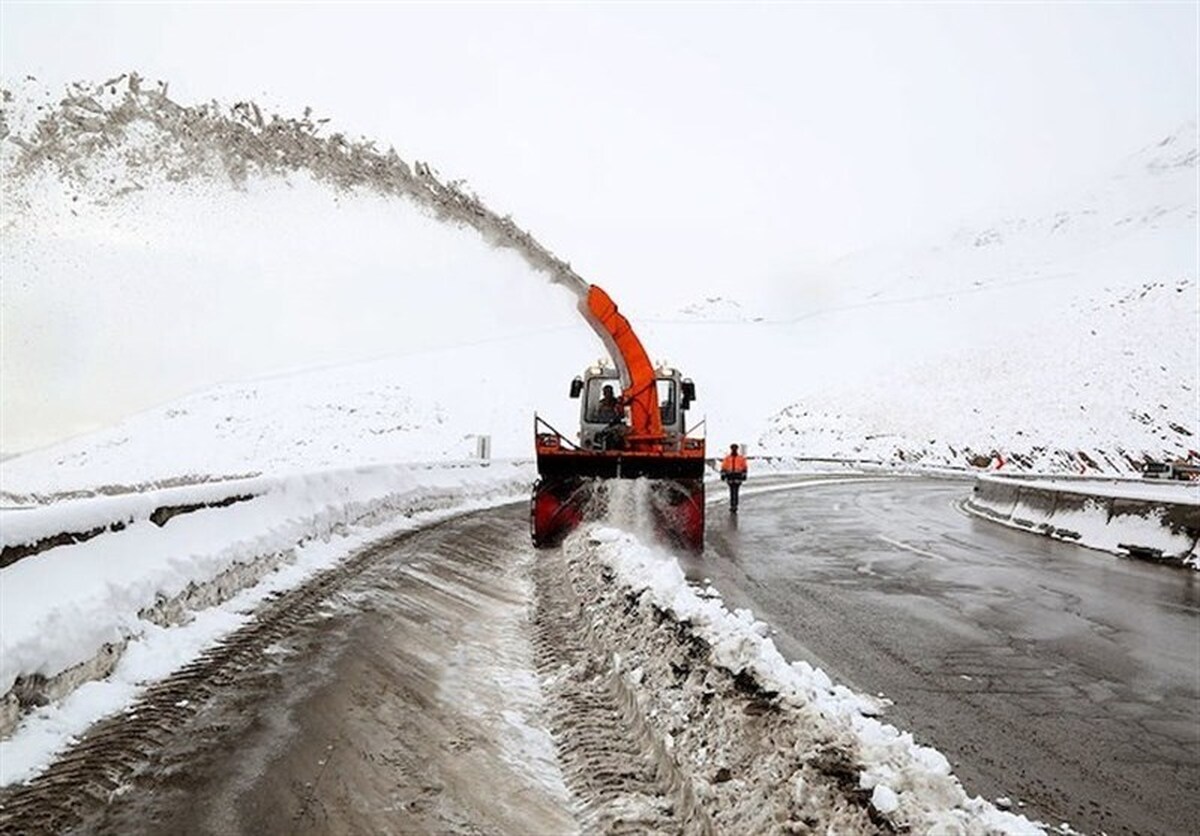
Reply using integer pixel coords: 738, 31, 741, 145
569, 362, 696, 450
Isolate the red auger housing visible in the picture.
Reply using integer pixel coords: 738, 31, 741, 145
531, 285, 706, 552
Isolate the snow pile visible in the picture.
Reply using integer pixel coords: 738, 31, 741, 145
0, 461, 533, 752
967, 474, 1199, 566
565, 527, 1044, 834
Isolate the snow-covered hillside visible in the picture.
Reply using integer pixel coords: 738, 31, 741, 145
755, 122, 1199, 471
1, 77, 1195, 495
758, 277, 1197, 471
0, 333, 586, 498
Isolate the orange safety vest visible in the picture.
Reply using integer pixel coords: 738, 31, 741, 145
720, 454, 748, 475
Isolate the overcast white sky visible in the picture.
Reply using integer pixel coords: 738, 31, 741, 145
1, 2, 1197, 451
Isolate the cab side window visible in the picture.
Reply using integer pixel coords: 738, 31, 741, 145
657, 379, 676, 425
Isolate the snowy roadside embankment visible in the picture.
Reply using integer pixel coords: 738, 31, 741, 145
0, 461, 533, 751
0, 477, 270, 566
0, 460, 525, 565
563, 527, 1045, 834
966, 473, 1199, 567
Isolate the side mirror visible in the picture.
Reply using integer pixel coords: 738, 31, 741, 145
681, 379, 696, 408
569, 377, 584, 399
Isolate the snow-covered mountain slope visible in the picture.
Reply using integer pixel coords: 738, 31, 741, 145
0, 332, 591, 498
778, 123, 1196, 319
755, 123, 1198, 471
0, 77, 1195, 495
753, 276, 1197, 471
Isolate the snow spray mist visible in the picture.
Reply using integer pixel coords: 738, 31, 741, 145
603, 478, 658, 543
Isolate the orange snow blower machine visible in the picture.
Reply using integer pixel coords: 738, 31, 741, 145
532, 285, 706, 552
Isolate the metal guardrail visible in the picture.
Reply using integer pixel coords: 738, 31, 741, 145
966, 476, 1199, 563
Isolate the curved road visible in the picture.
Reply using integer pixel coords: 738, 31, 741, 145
3, 476, 1196, 835
693, 475, 1200, 836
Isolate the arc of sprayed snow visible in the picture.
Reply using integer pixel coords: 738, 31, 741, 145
1, 72, 591, 302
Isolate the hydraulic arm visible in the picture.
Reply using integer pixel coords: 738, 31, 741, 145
577, 285, 664, 443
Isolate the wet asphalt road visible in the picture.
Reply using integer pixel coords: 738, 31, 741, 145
691, 475, 1200, 836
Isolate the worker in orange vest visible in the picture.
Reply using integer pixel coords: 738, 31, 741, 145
719, 444, 748, 512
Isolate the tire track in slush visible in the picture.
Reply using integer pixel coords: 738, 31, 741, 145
0, 520, 430, 836
531, 549, 712, 835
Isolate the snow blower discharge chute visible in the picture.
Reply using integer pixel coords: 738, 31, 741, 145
532, 285, 706, 552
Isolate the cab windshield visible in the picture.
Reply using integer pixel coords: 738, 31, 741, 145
586, 378, 623, 424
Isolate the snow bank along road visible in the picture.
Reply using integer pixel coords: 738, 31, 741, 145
697, 476, 1199, 836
